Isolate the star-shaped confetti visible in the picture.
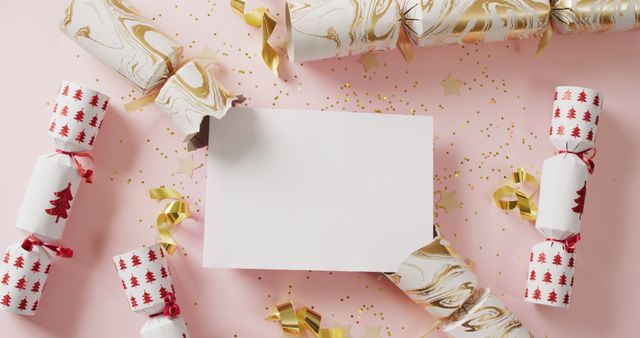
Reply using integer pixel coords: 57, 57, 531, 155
362, 325, 382, 338
435, 191, 458, 213
176, 154, 203, 178
357, 53, 379, 72
440, 73, 463, 96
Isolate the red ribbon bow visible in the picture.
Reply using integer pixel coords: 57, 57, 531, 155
21, 235, 74, 258
558, 148, 596, 174
546, 233, 581, 253
150, 292, 181, 318
56, 149, 94, 183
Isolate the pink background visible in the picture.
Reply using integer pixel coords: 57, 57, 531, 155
1, 1, 639, 337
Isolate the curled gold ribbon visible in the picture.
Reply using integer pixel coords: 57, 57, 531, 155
231, 0, 280, 77
398, 3, 418, 63
492, 168, 539, 221
149, 187, 191, 255
266, 302, 344, 338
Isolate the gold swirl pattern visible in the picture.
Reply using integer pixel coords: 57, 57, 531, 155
443, 288, 532, 337
402, 0, 549, 47
551, 0, 640, 34
155, 61, 240, 150
60, 0, 180, 92
387, 237, 478, 319
286, 0, 400, 62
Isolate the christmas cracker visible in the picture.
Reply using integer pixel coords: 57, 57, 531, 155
61, 0, 242, 150
284, 0, 640, 63
524, 86, 602, 308
387, 236, 532, 337
113, 244, 190, 338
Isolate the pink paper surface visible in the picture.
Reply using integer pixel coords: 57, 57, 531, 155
0, 1, 638, 337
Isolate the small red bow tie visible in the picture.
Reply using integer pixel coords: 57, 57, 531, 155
21, 235, 74, 258
546, 233, 581, 253
56, 149, 94, 183
150, 292, 181, 318
558, 148, 596, 174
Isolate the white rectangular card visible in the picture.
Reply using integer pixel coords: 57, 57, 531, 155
204, 108, 434, 272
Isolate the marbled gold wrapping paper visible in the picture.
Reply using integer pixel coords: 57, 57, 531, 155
443, 288, 532, 338
155, 62, 240, 150
403, 0, 550, 47
61, 0, 181, 92
386, 236, 478, 319
285, 0, 401, 62
551, 0, 640, 34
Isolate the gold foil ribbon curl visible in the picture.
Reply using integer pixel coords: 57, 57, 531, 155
266, 302, 344, 338
231, 0, 280, 77
149, 187, 191, 255
492, 168, 539, 221
124, 46, 220, 112
398, 3, 418, 63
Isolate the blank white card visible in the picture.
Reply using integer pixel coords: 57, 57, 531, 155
204, 108, 433, 272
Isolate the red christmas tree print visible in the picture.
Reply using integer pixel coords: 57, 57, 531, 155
75, 130, 86, 143
529, 269, 536, 281
145, 270, 156, 284
17, 297, 28, 311
537, 252, 547, 263
554, 107, 561, 118
53, 103, 58, 113
49, 121, 57, 132
118, 258, 127, 270
14, 255, 25, 269
568, 257, 575, 268
577, 90, 587, 103
62, 85, 70, 96
15, 277, 27, 291
571, 276, 574, 286
532, 288, 542, 300
142, 291, 153, 304
160, 266, 168, 279
159, 286, 169, 299
542, 271, 552, 284
31, 280, 41, 293
557, 125, 565, 136
1, 293, 10, 306
31, 300, 38, 312
130, 275, 140, 288
549, 126, 553, 135
159, 247, 165, 258
582, 110, 591, 122
44, 264, 51, 274
595, 115, 599, 125
558, 273, 567, 286
72, 89, 83, 101
529, 252, 533, 262
31, 260, 41, 272
59, 124, 70, 138
566, 107, 577, 119
593, 95, 600, 107
562, 90, 572, 101
131, 254, 142, 267
552, 253, 562, 266
101, 99, 109, 111
88, 135, 95, 146
171, 284, 175, 295
89, 95, 100, 107
121, 279, 127, 290
572, 182, 587, 217
563, 292, 570, 305
547, 290, 558, 304
74, 109, 85, 123
554, 91, 558, 101
1, 273, 9, 285
61, 105, 70, 116
89, 115, 98, 127
570, 125, 581, 138
130, 296, 138, 307
524, 288, 528, 298
148, 248, 157, 262
586, 129, 594, 141
45, 182, 73, 223
2, 251, 9, 263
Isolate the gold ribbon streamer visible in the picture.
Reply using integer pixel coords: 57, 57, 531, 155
492, 168, 539, 221
124, 46, 219, 112
266, 302, 344, 338
398, 3, 418, 63
149, 187, 191, 255
231, 0, 280, 77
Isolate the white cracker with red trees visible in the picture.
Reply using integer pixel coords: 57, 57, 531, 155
525, 241, 575, 308
0, 244, 52, 316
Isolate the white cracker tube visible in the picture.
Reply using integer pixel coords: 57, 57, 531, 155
551, 0, 640, 34
443, 288, 532, 337
141, 316, 190, 338
386, 236, 478, 319
525, 241, 575, 308
61, 0, 181, 92
285, 0, 401, 62
0, 244, 52, 316
15, 81, 109, 241
402, 0, 550, 47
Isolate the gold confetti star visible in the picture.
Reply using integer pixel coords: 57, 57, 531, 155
441, 73, 463, 96
357, 53, 379, 72
436, 191, 458, 213
362, 325, 382, 338
176, 154, 203, 178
